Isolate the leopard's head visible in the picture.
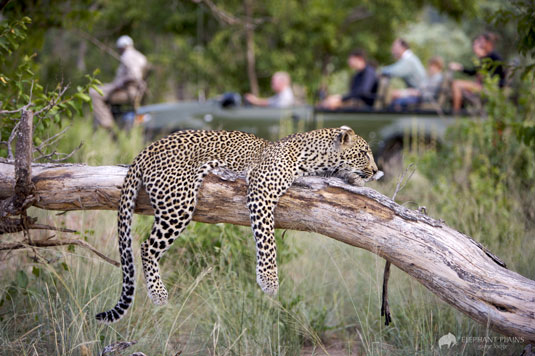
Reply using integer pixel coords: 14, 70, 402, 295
334, 126, 383, 182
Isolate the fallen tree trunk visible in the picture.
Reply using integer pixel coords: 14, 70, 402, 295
0, 162, 534, 341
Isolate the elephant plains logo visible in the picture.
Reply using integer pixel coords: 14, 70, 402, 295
438, 333, 457, 349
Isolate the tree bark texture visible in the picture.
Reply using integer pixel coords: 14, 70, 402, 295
0, 110, 34, 219
0, 162, 534, 341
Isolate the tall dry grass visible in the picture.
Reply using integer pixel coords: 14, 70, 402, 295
1, 117, 532, 355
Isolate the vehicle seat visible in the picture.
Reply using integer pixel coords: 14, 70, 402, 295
419, 70, 452, 112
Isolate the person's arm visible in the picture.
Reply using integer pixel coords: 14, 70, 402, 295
244, 93, 269, 107
381, 58, 411, 78
462, 67, 477, 76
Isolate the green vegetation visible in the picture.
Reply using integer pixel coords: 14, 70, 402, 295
1, 117, 532, 355
0, 16, 99, 159
1, 0, 478, 102
1, 0, 534, 355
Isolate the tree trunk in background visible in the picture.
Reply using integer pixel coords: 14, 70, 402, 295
0, 162, 534, 342
244, 0, 259, 96
76, 40, 87, 72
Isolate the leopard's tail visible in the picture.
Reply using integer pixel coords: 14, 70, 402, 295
96, 161, 142, 323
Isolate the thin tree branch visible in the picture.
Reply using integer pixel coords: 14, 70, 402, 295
34, 126, 71, 153
343, 6, 372, 25
381, 162, 417, 325
33, 85, 70, 118
34, 142, 82, 163
0, 0, 13, 12
0, 107, 26, 115
72, 28, 121, 61
191, 0, 266, 29
392, 163, 416, 201
0, 238, 120, 267
381, 259, 392, 325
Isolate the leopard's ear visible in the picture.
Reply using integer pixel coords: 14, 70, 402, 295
335, 126, 355, 149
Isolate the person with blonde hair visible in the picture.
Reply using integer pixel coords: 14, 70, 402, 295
244, 71, 295, 108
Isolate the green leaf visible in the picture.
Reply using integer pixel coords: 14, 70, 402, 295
32, 267, 41, 278
16, 270, 29, 289
75, 92, 91, 103
90, 84, 103, 96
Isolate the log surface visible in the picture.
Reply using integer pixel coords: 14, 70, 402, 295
0, 162, 534, 341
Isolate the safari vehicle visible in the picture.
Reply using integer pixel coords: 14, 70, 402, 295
137, 97, 458, 171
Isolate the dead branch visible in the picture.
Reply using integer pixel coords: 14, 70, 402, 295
72, 29, 121, 61
0, 216, 77, 234
0, 162, 533, 341
34, 125, 71, 154
12, 109, 34, 212
0, 107, 27, 116
35, 142, 82, 163
34, 85, 69, 119
0, 237, 120, 267
5, 117, 22, 161
381, 162, 417, 325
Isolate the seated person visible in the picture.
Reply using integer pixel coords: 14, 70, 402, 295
381, 38, 426, 89
321, 49, 377, 109
449, 33, 505, 112
390, 56, 444, 109
244, 72, 295, 108
89, 35, 148, 129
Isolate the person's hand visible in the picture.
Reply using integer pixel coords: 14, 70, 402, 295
448, 62, 463, 71
244, 93, 259, 105
322, 95, 342, 109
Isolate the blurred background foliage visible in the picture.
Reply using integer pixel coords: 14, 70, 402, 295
1, 0, 487, 103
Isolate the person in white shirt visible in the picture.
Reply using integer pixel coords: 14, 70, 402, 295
381, 38, 426, 89
245, 72, 295, 108
90, 35, 148, 128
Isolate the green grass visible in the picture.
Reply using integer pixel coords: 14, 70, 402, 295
0, 118, 532, 355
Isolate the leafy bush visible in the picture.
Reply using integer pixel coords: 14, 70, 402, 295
409, 74, 535, 274
0, 16, 99, 160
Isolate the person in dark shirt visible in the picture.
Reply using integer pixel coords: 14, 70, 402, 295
322, 49, 377, 109
449, 33, 505, 112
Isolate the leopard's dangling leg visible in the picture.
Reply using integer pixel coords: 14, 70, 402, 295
142, 199, 196, 304
142, 162, 217, 305
246, 169, 294, 295
140, 210, 192, 305
247, 195, 279, 295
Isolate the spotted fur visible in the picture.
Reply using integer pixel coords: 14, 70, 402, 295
96, 126, 380, 323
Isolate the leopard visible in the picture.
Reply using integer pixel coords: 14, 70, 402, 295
96, 126, 383, 323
